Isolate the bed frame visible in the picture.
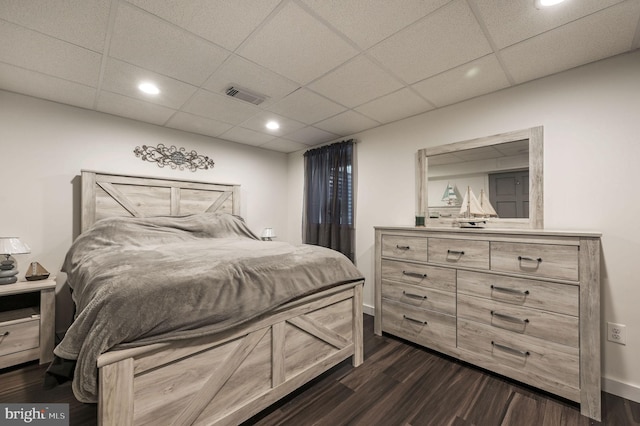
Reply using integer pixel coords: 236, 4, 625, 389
80, 171, 364, 426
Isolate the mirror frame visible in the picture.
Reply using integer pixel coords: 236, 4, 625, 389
417, 126, 543, 229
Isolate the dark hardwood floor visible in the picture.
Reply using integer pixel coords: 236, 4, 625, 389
1, 315, 639, 425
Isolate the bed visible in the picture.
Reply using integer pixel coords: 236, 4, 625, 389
57, 171, 364, 426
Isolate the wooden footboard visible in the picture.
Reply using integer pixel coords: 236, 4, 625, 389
97, 281, 363, 426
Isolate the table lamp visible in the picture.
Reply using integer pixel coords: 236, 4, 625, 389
261, 228, 276, 241
0, 237, 31, 284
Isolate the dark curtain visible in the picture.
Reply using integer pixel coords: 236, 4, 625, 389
303, 140, 355, 262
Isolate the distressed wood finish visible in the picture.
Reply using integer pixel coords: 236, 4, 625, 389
374, 226, 602, 421
80, 171, 364, 426
80, 170, 241, 231
381, 260, 456, 292
98, 283, 363, 426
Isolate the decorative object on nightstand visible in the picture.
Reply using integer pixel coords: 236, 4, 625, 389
261, 228, 276, 241
25, 262, 50, 281
0, 237, 31, 285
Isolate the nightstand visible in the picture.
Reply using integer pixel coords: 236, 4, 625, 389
0, 278, 56, 369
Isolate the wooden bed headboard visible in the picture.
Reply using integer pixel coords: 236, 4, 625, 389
81, 170, 240, 232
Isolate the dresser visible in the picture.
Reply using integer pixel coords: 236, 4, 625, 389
374, 227, 601, 421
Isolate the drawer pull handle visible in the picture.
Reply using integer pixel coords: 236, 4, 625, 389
402, 271, 427, 279
447, 249, 465, 255
491, 310, 529, 324
396, 245, 411, 250
491, 341, 530, 357
0, 331, 9, 337
518, 256, 542, 263
403, 315, 427, 325
403, 291, 427, 300
491, 285, 530, 296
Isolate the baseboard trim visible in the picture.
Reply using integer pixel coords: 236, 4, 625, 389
602, 377, 640, 403
363, 303, 375, 316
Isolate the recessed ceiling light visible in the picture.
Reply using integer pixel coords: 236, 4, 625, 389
266, 121, 280, 130
138, 82, 160, 95
535, 0, 566, 8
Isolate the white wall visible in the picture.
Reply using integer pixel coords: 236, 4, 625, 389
0, 91, 289, 330
287, 50, 640, 401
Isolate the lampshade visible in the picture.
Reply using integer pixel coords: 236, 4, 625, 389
261, 228, 276, 241
0, 237, 31, 256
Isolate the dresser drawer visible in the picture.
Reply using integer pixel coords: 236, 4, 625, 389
491, 242, 579, 281
381, 235, 428, 262
382, 280, 455, 315
457, 270, 578, 316
0, 317, 40, 357
457, 318, 579, 390
457, 294, 578, 347
381, 260, 456, 292
382, 299, 456, 351
428, 238, 489, 269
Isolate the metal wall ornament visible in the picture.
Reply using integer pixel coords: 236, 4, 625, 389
134, 144, 214, 171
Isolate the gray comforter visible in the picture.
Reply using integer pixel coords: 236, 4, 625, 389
54, 212, 363, 403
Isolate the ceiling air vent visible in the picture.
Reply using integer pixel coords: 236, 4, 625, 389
225, 85, 266, 105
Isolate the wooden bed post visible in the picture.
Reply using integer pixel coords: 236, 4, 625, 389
352, 283, 364, 367
98, 358, 134, 426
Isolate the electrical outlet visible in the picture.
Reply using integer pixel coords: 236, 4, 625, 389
607, 322, 626, 345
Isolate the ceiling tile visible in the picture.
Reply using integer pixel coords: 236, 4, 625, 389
127, 0, 281, 51
284, 126, 338, 145
240, 111, 306, 137
182, 89, 261, 124
368, 0, 493, 84
202, 55, 299, 107
238, 2, 358, 84
355, 88, 433, 123
0, 0, 111, 52
314, 110, 380, 136
301, 0, 450, 49
259, 138, 309, 153
96, 91, 177, 125
308, 55, 404, 108
165, 111, 232, 138
412, 55, 510, 107
268, 88, 346, 124
0, 21, 101, 87
219, 126, 275, 146
101, 59, 198, 109
0, 62, 96, 109
470, 0, 626, 49
109, 2, 229, 86
501, 2, 640, 84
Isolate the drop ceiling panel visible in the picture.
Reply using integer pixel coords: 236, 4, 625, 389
127, 0, 281, 51
308, 55, 404, 108
412, 55, 510, 108
183, 90, 261, 125
165, 112, 232, 138
202, 55, 299, 108
301, 0, 450, 49
0, 0, 110, 52
96, 91, 177, 125
260, 138, 309, 153
284, 126, 338, 145
240, 112, 306, 137
268, 88, 346, 124
471, 0, 627, 49
501, 1, 640, 84
101, 59, 198, 109
314, 110, 380, 136
220, 126, 275, 146
355, 88, 433, 124
368, 0, 493, 84
238, 2, 358, 84
109, 3, 229, 86
0, 21, 101, 87
0, 62, 96, 109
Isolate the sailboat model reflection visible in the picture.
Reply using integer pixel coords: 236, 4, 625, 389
457, 187, 498, 228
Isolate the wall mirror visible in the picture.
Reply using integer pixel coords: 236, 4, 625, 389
416, 126, 543, 229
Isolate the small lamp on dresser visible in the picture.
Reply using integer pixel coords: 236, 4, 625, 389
0, 237, 31, 284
